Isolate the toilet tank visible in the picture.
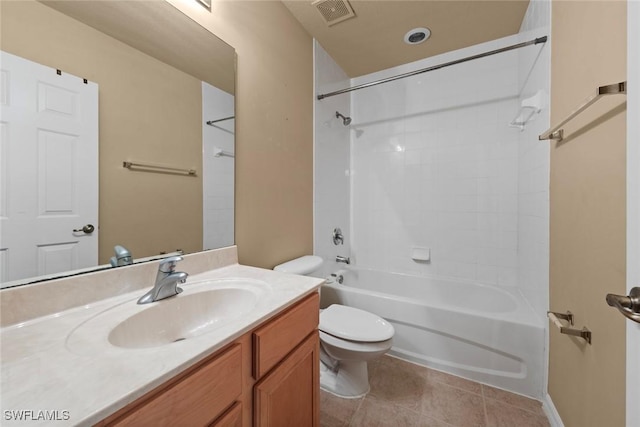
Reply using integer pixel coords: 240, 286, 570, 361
273, 255, 323, 276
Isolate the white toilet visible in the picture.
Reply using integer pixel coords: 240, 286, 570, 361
274, 255, 394, 398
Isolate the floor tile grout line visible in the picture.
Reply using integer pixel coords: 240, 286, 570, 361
483, 395, 545, 416
422, 412, 459, 427
384, 355, 487, 394
375, 357, 493, 426
428, 377, 484, 397
383, 355, 488, 398
326, 355, 549, 427
418, 361, 545, 411
345, 395, 365, 427
482, 383, 490, 427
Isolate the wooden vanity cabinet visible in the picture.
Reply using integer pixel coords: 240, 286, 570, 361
96, 292, 319, 427
96, 344, 243, 427
210, 402, 243, 427
253, 293, 320, 427
254, 332, 319, 427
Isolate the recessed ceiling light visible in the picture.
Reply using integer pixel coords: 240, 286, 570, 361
404, 27, 431, 45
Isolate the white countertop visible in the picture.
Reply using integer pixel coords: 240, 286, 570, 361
0, 264, 322, 426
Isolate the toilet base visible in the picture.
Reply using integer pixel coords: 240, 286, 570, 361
319, 359, 370, 398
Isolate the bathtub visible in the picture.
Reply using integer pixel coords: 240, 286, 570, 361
319, 267, 545, 398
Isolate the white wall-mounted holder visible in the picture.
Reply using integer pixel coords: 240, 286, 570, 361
213, 147, 235, 158
411, 247, 430, 262
509, 90, 544, 131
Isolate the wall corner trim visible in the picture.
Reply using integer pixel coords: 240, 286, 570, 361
542, 393, 565, 427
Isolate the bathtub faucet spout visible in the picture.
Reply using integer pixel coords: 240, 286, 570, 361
330, 273, 344, 284
336, 255, 350, 265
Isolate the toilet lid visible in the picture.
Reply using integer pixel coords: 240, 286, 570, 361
273, 255, 323, 275
319, 304, 394, 343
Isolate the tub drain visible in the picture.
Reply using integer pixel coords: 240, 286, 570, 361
173, 337, 186, 342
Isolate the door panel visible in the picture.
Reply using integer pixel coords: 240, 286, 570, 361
38, 129, 77, 214
0, 51, 98, 283
37, 242, 78, 276
627, 1, 639, 425
0, 122, 7, 220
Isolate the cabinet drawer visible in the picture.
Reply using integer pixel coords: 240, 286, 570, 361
108, 344, 242, 427
253, 293, 319, 379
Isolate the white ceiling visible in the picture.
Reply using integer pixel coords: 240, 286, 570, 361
282, 0, 530, 77
41, 0, 236, 94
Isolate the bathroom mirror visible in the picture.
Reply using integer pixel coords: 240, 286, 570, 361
0, 0, 235, 287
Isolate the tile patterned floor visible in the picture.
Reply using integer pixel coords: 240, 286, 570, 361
320, 355, 550, 427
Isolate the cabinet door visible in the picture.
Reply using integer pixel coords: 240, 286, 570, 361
253, 293, 319, 379
210, 402, 242, 427
254, 331, 319, 427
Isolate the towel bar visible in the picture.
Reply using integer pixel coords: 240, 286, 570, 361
547, 311, 592, 344
123, 161, 196, 176
539, 81, 626, 141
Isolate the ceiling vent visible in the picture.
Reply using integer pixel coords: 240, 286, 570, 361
312, 0, 356, 26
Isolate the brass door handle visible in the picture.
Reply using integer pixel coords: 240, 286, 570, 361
73, 224, 95, 234
606, 287, 640, 323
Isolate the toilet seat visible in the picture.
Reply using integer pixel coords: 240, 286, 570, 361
319, 331, 392, 354
320, 304, 394, 343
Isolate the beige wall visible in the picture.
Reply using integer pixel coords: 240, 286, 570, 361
1, 1, 204, 264
549, 2, 627, 426
169, 1, 314, 269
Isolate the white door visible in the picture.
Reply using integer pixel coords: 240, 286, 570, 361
627, 2, 639, 425
0, 51, 99, 284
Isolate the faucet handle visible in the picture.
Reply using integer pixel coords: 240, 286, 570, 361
158, 255, 183, 273
332, 228, 344, 245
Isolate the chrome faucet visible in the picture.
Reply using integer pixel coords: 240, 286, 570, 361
109, 245, 133, 267
137, 256, 188, 304
335, 255, 350, 265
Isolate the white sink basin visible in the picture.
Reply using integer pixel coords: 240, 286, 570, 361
109, 288, 257, 348
66, 278, 270, 353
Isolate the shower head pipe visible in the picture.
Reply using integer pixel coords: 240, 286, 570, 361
336, 111, 352, 125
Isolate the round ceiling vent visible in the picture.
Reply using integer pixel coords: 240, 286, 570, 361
404, 27, 431, 45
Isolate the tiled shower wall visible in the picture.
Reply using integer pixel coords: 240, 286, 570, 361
350, 36, 522, 286
203, 82, 235, 250
313, 0, 550, 319
313, 41, 351, 277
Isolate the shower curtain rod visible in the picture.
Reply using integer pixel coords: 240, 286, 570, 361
316, 36, 547, 100
206, 116, 235, 126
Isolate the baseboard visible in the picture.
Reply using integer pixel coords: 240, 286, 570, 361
542, 393, 564, 427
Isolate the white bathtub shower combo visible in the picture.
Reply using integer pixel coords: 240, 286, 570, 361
311, 0, 551, 401
313, 1, 550, 400
320, 267, 545, 397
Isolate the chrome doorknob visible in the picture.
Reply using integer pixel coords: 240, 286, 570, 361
73, 224, 95, 234
606, 287, 640, 323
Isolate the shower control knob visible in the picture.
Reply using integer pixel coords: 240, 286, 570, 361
73, 224, 95, 234
333, 228, 344, 245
